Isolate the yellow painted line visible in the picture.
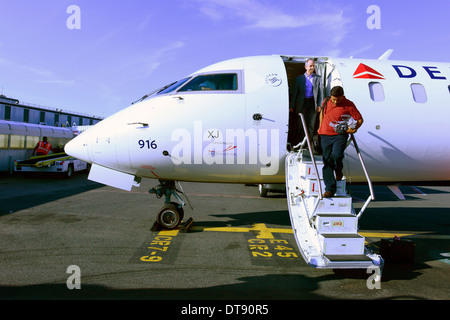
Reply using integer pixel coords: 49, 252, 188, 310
199, 226, 252, 233
192, 224, 292, 239
360, 232, 415, 238
158, 229, 180, 237
189, 224, 434, 240
253, 223, 275, 239
263, 228, 293, 235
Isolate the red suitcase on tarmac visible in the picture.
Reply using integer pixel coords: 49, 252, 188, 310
380, 236, 415, 263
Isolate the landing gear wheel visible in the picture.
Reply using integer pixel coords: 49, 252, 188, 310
157, 202, 184, 230
64, 165, 74, 179
258, 184, 268, 197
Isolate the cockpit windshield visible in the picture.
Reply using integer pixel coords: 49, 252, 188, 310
178, 73, 238, 92
133, 71, 241, 105
132, 77, 192, 104
157, 77, 191, 95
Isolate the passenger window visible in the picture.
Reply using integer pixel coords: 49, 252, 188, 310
26, 136, 40, 149
0, 134, 8, 149
368, 82, 385, 102
10, 134, 25, 149
411, 83, 427, 103
178, 74, 238, 92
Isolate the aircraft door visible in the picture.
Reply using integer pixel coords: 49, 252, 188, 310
242, 56, 289, 183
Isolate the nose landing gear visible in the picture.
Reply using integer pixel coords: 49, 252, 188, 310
157, 202, 184, 230
149, 180, 192, 230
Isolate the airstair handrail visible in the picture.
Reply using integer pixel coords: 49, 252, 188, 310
349, 134, 375, 219
296, 114, 374, 219
298, 113, 323, 200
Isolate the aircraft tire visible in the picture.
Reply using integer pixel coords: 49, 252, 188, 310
157, 203, 184, 230
258, 184, 268, 197
64, 164, 74, 179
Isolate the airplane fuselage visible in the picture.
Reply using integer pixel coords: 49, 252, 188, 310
65, 55, 450, 190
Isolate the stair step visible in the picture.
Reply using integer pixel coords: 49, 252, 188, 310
300, 178, 325, 196
298, 162, 324, 179
307, 197, 353, 215
319, 233, 365, 255
315, 214, 358, 234
325, 254, 372, 262
300, 178, 347, 197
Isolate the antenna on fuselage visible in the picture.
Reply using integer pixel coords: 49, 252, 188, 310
378, 49, 394, 60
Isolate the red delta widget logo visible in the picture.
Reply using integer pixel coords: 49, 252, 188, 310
353, 63, 385, 79
353, 63, 447, 80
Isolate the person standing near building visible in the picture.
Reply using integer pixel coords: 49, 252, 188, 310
32, 136, 53, 156
318, 86, 363, 198
289, 58, 323, 145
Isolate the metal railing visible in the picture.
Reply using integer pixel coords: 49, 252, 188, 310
349, 134, 375, 219
296, 113, 375, 220
297, 113, 323, 200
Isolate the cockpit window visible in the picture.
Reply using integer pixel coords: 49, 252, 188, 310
178, 73, 238, 92
157, 77, 192, 95
136, 78, 191, 102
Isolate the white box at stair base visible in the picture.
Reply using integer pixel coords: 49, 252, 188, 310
315, 215, 358, 234
319, 234, 365, 255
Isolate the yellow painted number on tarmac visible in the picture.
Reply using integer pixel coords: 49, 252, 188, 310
140, 234, 177, 263
248, 238, 298, 259
140, 255, 162, 262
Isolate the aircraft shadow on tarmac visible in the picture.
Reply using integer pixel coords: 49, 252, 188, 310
201, 210, 292, 228
0, 272, 431, 300
0, 173, 103, 217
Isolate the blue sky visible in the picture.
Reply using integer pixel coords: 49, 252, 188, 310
0, 0, 448, 118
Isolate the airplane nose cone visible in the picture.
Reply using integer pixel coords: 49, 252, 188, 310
65, 133, 91, 163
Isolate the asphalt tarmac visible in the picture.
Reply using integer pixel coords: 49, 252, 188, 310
0, 172, 449, 302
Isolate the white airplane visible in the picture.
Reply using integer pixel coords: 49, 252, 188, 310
65, 51, 450, 232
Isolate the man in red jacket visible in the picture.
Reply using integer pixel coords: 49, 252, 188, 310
33, 136, 53, 156
318, 86, 363, 198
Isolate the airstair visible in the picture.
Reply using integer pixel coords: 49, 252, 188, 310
286, 114, 383, 273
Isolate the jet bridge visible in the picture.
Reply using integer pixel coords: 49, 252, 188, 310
285, 114, 383, 274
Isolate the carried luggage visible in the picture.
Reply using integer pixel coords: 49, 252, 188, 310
380, 236, 415, 263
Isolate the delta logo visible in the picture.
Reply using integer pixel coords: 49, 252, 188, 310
353, 63, 385, 80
